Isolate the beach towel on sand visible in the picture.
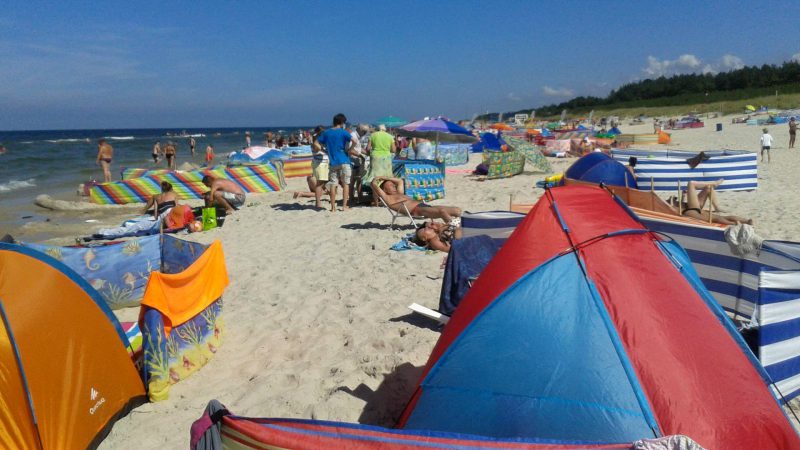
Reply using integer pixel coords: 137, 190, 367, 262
391, 233, 428, 252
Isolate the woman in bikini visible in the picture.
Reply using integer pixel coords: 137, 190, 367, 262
143, 181, 179, 219
670, 180, 752, 225
96, 139, 114, 182
371, 176, 462, 223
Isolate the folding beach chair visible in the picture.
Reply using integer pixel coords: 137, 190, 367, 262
379, 196, 424, 230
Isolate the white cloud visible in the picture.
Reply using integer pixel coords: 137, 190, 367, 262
542, 86, 575, 97
507, 92, 521, 101
792, 53, 800, 63
642, 53, 746, 78
643, 54, 701, 77
720, 54, 745, 70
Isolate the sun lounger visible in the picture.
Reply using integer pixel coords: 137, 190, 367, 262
379, 196, 424, 229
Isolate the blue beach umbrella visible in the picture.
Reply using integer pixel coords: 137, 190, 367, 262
374, 116, 408, 128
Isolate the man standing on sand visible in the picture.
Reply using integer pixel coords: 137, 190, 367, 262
315, 113, 358, 212
202, 174, 246, 214
96, 138, 113, 182
789, 117, 797, 149
189, 136, 196, 157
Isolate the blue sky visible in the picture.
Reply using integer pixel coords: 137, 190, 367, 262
1, 1, 799, 130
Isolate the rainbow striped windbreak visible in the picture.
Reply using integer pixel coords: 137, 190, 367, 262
91, 164, 283, 204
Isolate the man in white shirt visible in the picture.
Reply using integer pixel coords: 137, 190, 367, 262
348, 124, 369, 203
760, 128, 773, 163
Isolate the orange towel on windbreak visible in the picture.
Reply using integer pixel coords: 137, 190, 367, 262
140, 240, 229, 336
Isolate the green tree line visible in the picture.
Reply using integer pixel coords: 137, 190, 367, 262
480, 60, 800, 120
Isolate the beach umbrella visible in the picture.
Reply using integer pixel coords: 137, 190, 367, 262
489, 123, 514, 131
396, 117, 478, 158
374, 116, 408, 128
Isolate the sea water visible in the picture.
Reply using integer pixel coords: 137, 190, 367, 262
0, 127, 305, 235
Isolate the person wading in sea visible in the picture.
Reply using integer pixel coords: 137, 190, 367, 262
96, 138, 114, 182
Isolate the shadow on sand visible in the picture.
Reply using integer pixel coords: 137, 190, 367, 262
336, 362, 425, 427
271, 203, 325, 212
390, 312, 443, 332
340, 221, 402, 231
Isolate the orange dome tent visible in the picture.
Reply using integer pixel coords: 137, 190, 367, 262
0, 243, 146, 449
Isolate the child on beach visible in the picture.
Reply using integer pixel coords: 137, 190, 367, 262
760, 128, 773, 163
205, 144, 215, 165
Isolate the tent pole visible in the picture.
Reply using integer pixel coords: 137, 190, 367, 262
650, 177, 655, 211
676, 180, 682, 215
435, 131, 440, 160
708, 186, 714, 223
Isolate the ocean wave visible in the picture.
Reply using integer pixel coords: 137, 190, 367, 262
46, 138, 90, 143
106, 136, 135, 141
0, 178, 36, 193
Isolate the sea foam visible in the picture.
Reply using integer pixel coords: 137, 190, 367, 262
0, 178, 36, 192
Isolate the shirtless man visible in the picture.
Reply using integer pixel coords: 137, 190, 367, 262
371, 176, 461, 222
164, 142, 177, 170
189, 136, 196, 157
96, 139, 114, 182
152, 141, 162, 164
670, 180, 752, 225
202, 175, 246, 214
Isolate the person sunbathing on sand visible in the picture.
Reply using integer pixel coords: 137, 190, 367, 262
293, 175, 329, 203
143, 181, 179, 219
371, 176, 461, 223
669, 180, 753, 225
414, 220, 462, 253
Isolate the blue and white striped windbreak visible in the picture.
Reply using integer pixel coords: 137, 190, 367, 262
611, 149, 758, 191
759, 270, 800, 401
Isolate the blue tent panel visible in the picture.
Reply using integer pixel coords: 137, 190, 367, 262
565, 153, 638, 189
404, 255, 655, 442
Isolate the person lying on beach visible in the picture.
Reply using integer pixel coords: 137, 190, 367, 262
668, 180, 753, 225
293, 175, 329, 201
413, 220, 463, 253
143, 181, 178, 219
202, 175, 245, 214
371, 176, 462, 223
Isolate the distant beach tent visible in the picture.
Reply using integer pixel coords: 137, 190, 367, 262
746, 104, 757, 111
374, 115, 408, 128
564, 152, 638, 189
397, 186, 799, 448
489, 123, 514, 131
0, 243, 145, 449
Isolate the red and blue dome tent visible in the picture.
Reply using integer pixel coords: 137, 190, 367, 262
398, 185, 799, 449
191, 185, 798, 449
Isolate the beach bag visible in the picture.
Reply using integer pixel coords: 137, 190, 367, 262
202, 207, 218, 231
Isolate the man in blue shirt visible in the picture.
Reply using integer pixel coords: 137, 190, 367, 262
315, 113, 359, 212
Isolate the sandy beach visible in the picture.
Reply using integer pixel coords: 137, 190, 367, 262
14, 116, 794, 448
